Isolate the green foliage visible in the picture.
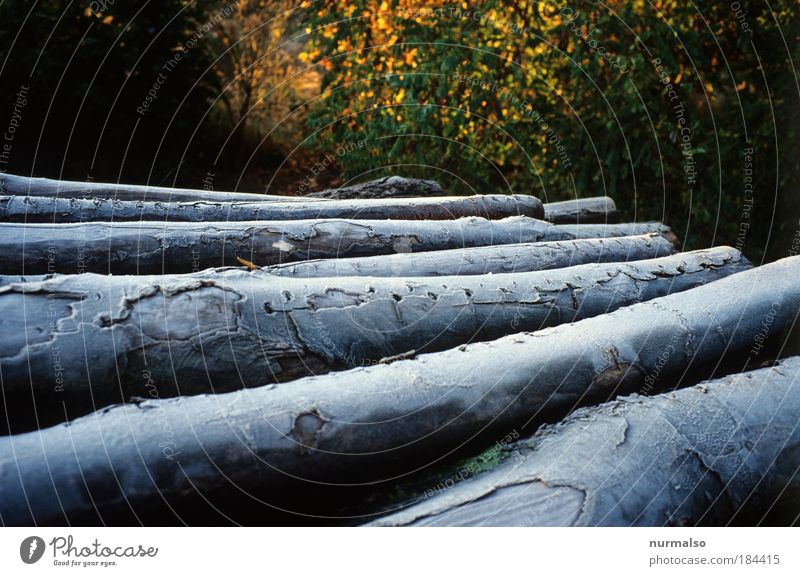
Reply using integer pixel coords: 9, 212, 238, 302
1, 1, 797, 260
302, 0, 800, 261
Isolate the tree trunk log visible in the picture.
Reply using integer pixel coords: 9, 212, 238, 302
543, 197, 618, 224
370, 357, 800, 526
0, 173, 308, 202
0, 248, 747, 434
0, 233, 674, 282
559, 221, 675, 241
0, 173, 446, 204
0, 193, 544, 224
267, 233, 675, 278
0, 218, 673, 275
0, 252, 792, 526
0, 234, 675, 286
307, 176, 444, 199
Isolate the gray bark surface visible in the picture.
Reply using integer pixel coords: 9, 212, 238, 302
0, 193, 543, 224
560, 222, 676, 243
370, 358, 800, 527
543, 197, 618, 224
0, 173, 305, 203
0, 217, 673, 275
0, 233, 673, 282
0, 248, 747, 434
0, 274, 56, 286
307, 176, 444, 199
0, 251, 785, 526
266, 234, 675, 278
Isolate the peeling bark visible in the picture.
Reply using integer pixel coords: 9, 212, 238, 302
307, 176, 444, 199
0, 173, 307, 203
0, 193, 544, 224
267, 234, 675, 278
0, 217, 673, 275
370, 358, 800, 527
0, 248, 747, 434
0, 253, 782, 526
543, 197, 618, 224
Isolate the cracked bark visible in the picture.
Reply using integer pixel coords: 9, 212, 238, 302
0, 247, 747, 434
370, 357, 800, 526
0, 252, 781, 526
266, 233, 675, 278
0, 193, 544, 224
306, 176, 444, 199
0, 173, 310, 203
543, 197, 619, 224
0, 217, 674, 275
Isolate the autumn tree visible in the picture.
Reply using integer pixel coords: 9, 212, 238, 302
210, 0, 320, 146
300, 0, 799, 261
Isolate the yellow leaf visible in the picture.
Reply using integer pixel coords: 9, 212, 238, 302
236, 256, 259, 270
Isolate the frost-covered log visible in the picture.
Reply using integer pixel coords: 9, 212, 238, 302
0, 193, 544, 223
267, 234, 674, 278
0, 217, 673, 275
0, 173, 447, 204
0, 248, 746, 433
0, 233, 672, 282
559, 221, 675, 242
307, 176, 444, 199
543, 197, 618, 224
370, 358, 800, 526
1, 253, 789, 526
0, 173, 305, 203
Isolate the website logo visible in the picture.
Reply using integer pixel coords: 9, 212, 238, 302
20, 536, 46, 564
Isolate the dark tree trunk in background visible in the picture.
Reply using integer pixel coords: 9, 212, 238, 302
0, 193, 544, 223
0, 248, 748, 433
370, 358, 800, 526
0, 217, 673, 275
267, 233, 675, 278
1, 252, 794, 527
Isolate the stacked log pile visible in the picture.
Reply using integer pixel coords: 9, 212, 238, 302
0, 174, 796, 527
